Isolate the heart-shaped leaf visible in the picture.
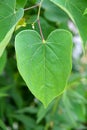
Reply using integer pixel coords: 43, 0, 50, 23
15, 29, 72, 107
50, 0, 87, 45
0, 0, 24, 57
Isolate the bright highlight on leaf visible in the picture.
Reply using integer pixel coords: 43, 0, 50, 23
0, 0, 24, 57
50, 0, 87, 45
84, 8, 87, 15
15, 29, 72, 107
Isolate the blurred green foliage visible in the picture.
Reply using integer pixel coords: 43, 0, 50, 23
0, 0, 87, 130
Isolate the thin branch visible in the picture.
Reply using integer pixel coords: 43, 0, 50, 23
37, 0, 45, 42
37, 19, 45, 42
24, 0, 45, 42
37, 0, 43, 19
24, 3, 40, 11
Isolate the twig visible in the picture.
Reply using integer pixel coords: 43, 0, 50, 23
24, 0, 45, 42
24, 3, 40, 11
37, 0, 45, 42
37, 19, 45, 42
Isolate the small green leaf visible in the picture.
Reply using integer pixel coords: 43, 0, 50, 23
0, 51, 6, 74
0, 0, 24, 57
16, 106, 38, 114
12, 114, 36, 130
0, 119, 7, 130
62, 91, 77, 126
15, 29, 72, 107
0, 93, 8, 97
50, 0, 87, 45
37, 104, 52, 123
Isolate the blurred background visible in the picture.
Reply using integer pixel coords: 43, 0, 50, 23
0, 0, 87, 130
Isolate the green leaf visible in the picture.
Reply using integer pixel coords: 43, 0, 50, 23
16, 0, 27, 9
12, 114, 36, 130
0, 119, 7, 130
0, 0, 24, 57
15, 29, 72, 107
0, 51, 6, 74
62, 91, 77, 126
42, 0, 68, 23
37, 103, 52, 123
0, 93, 8, 97
16, 106, 38, 114
50, 0, 87, 45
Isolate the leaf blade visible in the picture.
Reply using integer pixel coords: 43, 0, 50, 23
0, 0, 24, 57
50, 0, 87, 45
15, 29, 72, 107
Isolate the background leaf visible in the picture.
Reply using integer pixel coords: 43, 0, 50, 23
50, 0, 87, 45
0, 0, 24, 57
0, 51, 6, 74
0, 119, 7, 130
42, 0, 69, 24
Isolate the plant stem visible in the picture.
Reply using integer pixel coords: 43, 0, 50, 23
37, 0, 43, 19
37, 0, 45, 42
24, 3, 40, 11
24, 0, 45, 42
37, 19, 44, 42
